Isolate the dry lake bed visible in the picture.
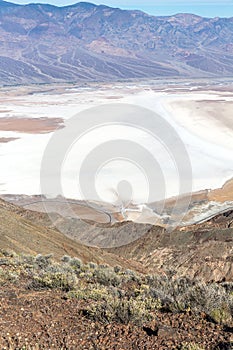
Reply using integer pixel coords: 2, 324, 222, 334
0, 79, 233, 226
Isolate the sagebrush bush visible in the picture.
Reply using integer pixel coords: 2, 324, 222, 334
180, 343, 204, 350
2, 252, 233, 327
88, 262, 97, 269
61, 255, 71, 263
28, 271, 78, 291
0, 267, 19, 285
69, 283, 109, 301
69, 257, 82, 269
34, 254, 53, 268
0, 257, 10, 266
93, 267, 121, 287
144, 274, 233, 324
85, 295, 155, 326
114, 265, 121, 273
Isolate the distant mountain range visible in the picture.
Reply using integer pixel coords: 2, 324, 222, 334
0, 1, 233, 84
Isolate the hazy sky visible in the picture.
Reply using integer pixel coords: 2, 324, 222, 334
9, 0, 233, 18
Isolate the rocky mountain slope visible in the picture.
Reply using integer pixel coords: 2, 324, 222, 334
2, 195, 233, 283
1, 1, 233, 84
110, 211, 233, 282
1, 197, 233, 347
0, 198, 144, 271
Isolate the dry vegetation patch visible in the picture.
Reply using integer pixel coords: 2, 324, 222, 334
0, 250, 233, 349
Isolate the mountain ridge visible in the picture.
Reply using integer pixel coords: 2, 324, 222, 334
0, 1, 233, 84
0, 1, 229, 18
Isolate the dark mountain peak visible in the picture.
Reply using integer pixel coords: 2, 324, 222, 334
77, 1, 97, 7
62, 2, 97, 10
0, 0, 19, 6
171, 13, 204, 25
174, 13, 203, 19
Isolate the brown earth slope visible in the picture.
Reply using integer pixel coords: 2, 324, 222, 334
0, 199, 233, 348
0, 198, 144, 272
1, 194, 233, 282
109, 211, 233, 282
2, 195, 233, 282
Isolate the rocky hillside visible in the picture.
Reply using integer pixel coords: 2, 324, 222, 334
1, 1, 233, 84
2, 195, 233, 283
1, 198, 233, 347
0, 198, 144, 271
0, 252, 232, 349
110, 211, 233, 282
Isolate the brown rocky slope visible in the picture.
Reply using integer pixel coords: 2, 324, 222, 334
0, 198, 144, 272
1, 198, 233, 348
110, 211, 233, 282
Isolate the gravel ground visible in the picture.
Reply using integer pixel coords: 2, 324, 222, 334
0, 286, 232, 350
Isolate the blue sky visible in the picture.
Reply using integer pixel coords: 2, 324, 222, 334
9, 0, 233, 18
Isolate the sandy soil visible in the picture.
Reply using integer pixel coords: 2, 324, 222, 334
209, 178, 233, 203
0, 117, 64, 134
0, 137, 19, 143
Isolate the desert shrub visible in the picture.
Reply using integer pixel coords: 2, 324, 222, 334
0, 257, 10, 266
61, 255, 71, 263
2, 250, 233, 328
93, 267, 121, 287
124, 269, 135, 276
121, 269, 142, 284
0, 249, 15, 257
147, 275, 195, 298
222, 282, 233, 294
143, 274, 233, 322
108, 285, 123, 298
69, 283, 109, 301
88, 262, 97, 269
179, 343, 204, 350
12, 254, 36, 269
209, 307, 232, 325
144, 275, 193, 312
114, 265, 121, 273
99, 264, 109, 269
69, 257, 82, 269
28, 271, 78, 291
45, 262, 73, 274
21, 254, 35, 265
85, 295, 155, 326
34, 254, 53, 269
177, 283, 233, 325
0, 267, 19, 285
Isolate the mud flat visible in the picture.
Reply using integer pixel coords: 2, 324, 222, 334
0, 117, 64, 134
0, 137, 19, 143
